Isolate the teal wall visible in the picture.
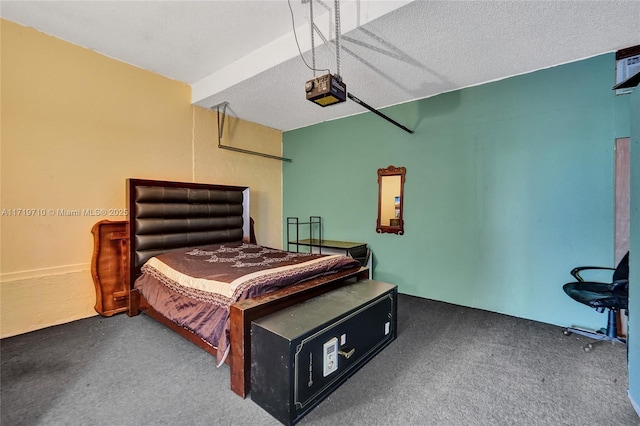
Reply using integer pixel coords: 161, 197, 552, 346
283, 53, 629, 332
628, 85, 639, 415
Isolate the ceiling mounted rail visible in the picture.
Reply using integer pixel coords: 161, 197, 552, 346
347, 93, 414, 134
213, 102, 292, 162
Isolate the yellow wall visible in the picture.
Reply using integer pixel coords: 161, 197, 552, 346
193, 108, 283, 247
0, 19, 283, 338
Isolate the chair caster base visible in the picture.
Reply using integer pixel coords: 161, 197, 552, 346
563, 326, 626, 352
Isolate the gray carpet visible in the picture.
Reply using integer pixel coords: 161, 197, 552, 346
1, 294, 637, 426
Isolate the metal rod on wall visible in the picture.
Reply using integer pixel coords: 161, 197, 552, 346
214, 102, 292, 162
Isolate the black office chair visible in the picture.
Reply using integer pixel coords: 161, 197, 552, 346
348, 246, 371, 268
562, 252, 629, 351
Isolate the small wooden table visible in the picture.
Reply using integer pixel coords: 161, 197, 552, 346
91, 220, 129, 316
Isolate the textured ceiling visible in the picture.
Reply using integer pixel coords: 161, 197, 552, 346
2, 1, 639, 131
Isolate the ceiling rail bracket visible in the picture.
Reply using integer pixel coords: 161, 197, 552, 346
213, 102, 292, 162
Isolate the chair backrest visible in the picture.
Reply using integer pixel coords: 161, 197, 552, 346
348, 246, 371, 267
613, 251, 629, 283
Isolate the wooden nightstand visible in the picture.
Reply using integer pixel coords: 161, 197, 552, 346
90, 220, 129, 316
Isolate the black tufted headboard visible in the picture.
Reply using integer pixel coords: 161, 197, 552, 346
127, 178, 250, 287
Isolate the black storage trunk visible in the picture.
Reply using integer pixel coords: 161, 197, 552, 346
250, 279, 397, 425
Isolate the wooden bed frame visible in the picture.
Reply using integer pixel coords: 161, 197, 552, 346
125, 179, 368, 398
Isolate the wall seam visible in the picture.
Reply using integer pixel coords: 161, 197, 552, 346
192, 106, 196, 182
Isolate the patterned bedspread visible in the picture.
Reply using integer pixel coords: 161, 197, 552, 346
134, 242, 361, 365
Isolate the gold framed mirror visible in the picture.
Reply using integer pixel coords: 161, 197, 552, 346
377, 165, 406, 235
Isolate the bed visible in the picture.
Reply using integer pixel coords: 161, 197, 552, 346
126, 178, 368, 398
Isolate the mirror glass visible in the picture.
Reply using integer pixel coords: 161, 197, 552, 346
377, 165, 406, 235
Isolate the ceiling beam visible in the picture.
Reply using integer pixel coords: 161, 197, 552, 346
191, 0, 414, 108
